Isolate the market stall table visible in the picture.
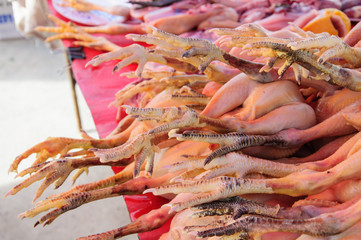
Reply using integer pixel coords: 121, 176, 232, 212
47, 2, 171, 239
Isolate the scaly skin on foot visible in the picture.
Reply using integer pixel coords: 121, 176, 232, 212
90, 105, 236, 176
147, 144, 361, 213
145, 26, 279, 83
18, 173, 176, 227
5, 157, 124, 202
170, 98, 361, 165
287, 35, 361, 68
111, 74, 209, 107
243, 40, 361, 91
86, 44, 167, 78
194, 197, 361, 240
9, 14, 361, 240
9, 135, 128, 173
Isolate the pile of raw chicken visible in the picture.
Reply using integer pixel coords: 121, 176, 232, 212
5, 0, 361, 239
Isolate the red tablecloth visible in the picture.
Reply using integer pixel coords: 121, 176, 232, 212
47, 2, 171, 239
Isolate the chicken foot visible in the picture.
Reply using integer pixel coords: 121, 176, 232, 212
4, 157, 124, 202
112, 74, 209, 107
36, 14, 121, 52
147, 142, 361, 212
169, 151, 302, 182
9, 133, 130, 173
172, 99, 361, 165
244, 39, 361, 91
90, 105, 232, 177
193, 197, 361, 240
287, 35, 361, 68
145, 26, 279, 83
18, 172, 177, 227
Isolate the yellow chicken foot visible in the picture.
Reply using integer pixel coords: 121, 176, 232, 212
91, 133, 153, 177
287, 35, 361, 68
149, 144, 361, 212
126, 32, 239, 82
19, 173, 175, 227
43, 163, 134, 204
124, 105, 237, 133
85, 37, 201, 79
36, 15, 120, 52
146, 26, 279, 82
191, 196, 335, 226
86, 31, 238, 83
220, 36, 291, 49
169, 151, 301, 182
92, 106, 237, 176
145, 176, 274, 212
77, 191, 232, 240
245, 41, 361, 91
210, 24, 268, 38
112, 74, 209, 107
204, 152, 301, 179
86, 44, 167, 78
194, 196, 361, 230
38, 14, 144, 38
170, 131, 287, 165
173, 104, 358, 164
5, 157, 123, 202
196, 197, 361, 240
9, 132, 130, 173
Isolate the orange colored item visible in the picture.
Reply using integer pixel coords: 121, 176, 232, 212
302, 8, 351, 37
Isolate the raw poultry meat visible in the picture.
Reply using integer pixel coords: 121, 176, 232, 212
5, 2, 361, 240
48, 0, 353, 36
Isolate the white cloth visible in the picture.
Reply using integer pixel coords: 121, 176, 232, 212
12, 0, 62, 48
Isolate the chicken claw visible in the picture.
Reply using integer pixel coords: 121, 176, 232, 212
92, 133, 154, 177
6, 159, 77, 202
20, 173, 176, 231
124, 105, 235, 133
146, 26, 278, 82
36, 15, 120, 52
148, 143, 361, 214
287, 35, 361, 68
245, 40, 361, 91
171, 131, 286, 165
9, 134, 128, 174
10, 137, 93, 173
92, 106, 208, 177
86, 44, 167, 78
5, 156, 126, 202
196, 198, 361, 239
112, 74, 209, 107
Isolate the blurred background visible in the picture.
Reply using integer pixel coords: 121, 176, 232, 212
0, 1, 137, 239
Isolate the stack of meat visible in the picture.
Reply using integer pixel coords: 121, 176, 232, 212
5, 0, 361, 240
